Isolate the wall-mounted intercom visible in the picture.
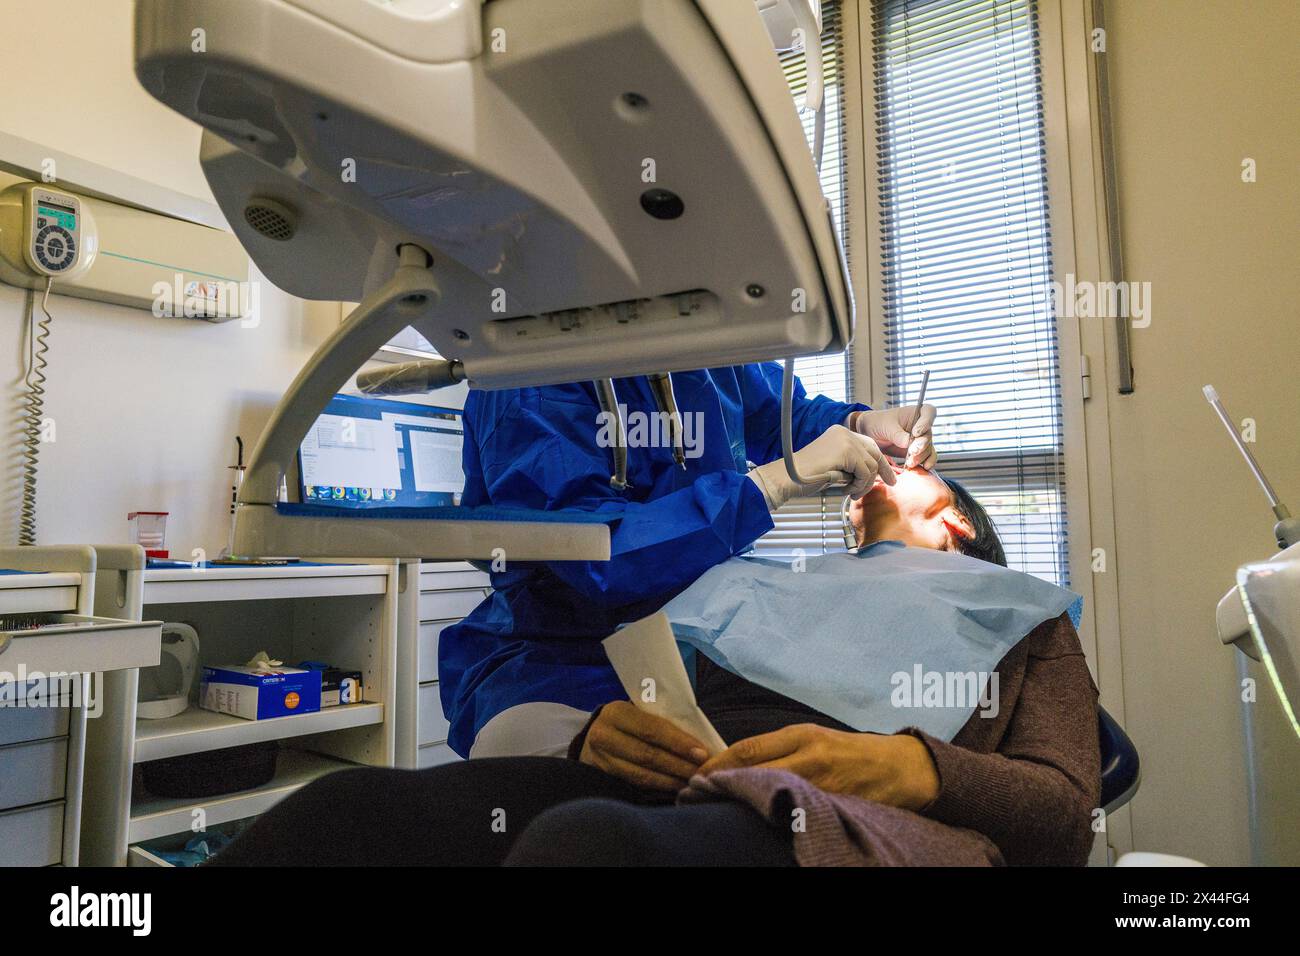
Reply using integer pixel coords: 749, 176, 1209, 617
0, 182, 99, 284
0, 174, 251, 319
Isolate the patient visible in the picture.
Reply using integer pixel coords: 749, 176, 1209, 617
852, 462, 1006, 564
212, 468, 1099, 867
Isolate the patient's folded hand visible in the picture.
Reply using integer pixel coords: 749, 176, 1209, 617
698, 725, 940, 811
579, 701, 709, 793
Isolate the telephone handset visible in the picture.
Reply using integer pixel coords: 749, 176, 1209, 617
0, 182, 99, 284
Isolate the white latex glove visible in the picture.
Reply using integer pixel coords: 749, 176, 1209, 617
849, 405, 938, 469
748, 424, 894, 510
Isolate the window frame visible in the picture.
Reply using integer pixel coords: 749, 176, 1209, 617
847, 0, 1128, 860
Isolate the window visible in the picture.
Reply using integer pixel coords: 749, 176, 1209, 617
784, 0, 854, 404
757, 0, 855, 557
872, 0, 1069, 585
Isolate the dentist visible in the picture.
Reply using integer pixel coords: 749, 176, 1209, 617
440, 361, 937, 757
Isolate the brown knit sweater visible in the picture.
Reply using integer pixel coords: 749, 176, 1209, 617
688, 611, 1101, 866
574, 613, 1100, 865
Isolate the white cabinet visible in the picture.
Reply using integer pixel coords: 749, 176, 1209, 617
80, 552, 400, 867
0, 546, 161, 867
394, 561, 490, 768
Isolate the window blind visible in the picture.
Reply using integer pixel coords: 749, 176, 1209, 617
755, 0, 855, 557
782, 0, 853, 403
873, 0, 1069, 585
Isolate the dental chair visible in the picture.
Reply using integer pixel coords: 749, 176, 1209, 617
1098, 706, 1140, 815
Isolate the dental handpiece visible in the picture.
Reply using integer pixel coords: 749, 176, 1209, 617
647, 372, 687, 469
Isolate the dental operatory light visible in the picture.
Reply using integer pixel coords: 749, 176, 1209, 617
133, 0, 853, 559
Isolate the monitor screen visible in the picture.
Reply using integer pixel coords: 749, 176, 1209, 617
298, 394, 465, 509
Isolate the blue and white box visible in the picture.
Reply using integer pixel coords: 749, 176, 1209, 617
200, 664, 322, 721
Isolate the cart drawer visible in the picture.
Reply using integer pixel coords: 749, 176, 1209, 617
416, 742, 460, 769
418, 589, 487, 622
0, 800, 63, 867
418, 682, 450, 745
420, 568, 490, 591
0, 705, 69, 747
0, 737, 67, 811
417, 621, 456, 683
1, 615, 161, 675
127, 845, 173, 868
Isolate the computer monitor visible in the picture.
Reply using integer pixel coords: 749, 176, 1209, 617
297, 394, 465, 509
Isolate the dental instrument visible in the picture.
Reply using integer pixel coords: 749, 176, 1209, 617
646, 373, 688, 470
132, 0, 854, 562
594, 379, 631, 491
836, 370, 929, 548
840, 493, 857, 551
908, 369, 931, 465
1202, 385, 1299, 550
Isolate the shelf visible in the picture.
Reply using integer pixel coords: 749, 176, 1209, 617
134, 702, 385, 762
129, 749, 355, 843
141, 564, 390, 606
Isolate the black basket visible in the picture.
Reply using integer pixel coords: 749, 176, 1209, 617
140, 741, 279, 799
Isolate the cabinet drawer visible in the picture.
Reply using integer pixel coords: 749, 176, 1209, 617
417, 683, 451, 746
420, 568, 490, 591
417, 621, 457, 683
128, 845, 173, 868
0, 737, 67, 811
416, 742, 460, 769
0, 800, 63, 867
1, 614, 161, 675
418, 589, 486, 622
0, 705, 70, 747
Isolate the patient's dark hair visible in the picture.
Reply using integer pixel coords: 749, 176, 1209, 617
944, 477, 1007, 567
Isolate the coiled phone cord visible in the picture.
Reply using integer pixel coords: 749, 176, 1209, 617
19, 277, 54, 546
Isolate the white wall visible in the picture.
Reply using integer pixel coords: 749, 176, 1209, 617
0, 279, 340, 557
0, 0, 213, 204
1101, 0, 1300, 865
1, 2, 468, 559
0, 1, 336, 557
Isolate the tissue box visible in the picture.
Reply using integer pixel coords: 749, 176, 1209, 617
200, 665, 322, 721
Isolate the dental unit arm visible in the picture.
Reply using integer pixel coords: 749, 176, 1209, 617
1205, 385, 1300, 740
133, 0, 852, 561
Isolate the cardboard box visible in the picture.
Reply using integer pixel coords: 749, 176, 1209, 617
200, 664, 322, 721
319, 668, 363, 708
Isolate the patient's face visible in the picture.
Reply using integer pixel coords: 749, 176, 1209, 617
852, 465, 975, 552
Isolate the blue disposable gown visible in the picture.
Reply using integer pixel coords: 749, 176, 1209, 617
439, 362, 866, 755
